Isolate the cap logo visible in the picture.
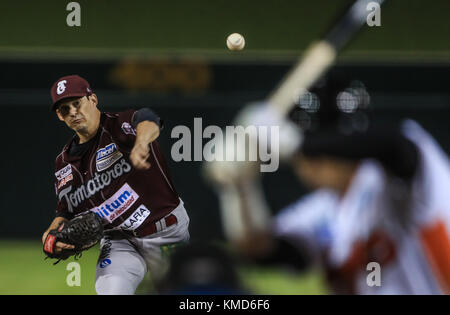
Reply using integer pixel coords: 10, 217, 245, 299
56, 80, 67, 95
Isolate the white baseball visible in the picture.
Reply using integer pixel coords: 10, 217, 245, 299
226, 33, 245, 51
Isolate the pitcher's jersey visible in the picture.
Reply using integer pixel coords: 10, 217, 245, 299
274, 120, 450, 294
53, 110, 180, 232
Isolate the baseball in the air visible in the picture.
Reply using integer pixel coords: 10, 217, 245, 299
226, 33, 245, 51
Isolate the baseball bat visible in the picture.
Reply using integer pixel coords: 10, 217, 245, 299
205, 0, 387, 241
268, 0, 385, 116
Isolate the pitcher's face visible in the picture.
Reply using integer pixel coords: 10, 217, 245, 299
56, 94, 99, 134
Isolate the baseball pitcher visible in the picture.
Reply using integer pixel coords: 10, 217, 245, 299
42, 75, 190, 294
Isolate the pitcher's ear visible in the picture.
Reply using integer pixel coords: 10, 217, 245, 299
88, 93, 98, 107
56, 109, 65, 122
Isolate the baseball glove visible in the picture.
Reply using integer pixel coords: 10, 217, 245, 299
43, 212, 104, 264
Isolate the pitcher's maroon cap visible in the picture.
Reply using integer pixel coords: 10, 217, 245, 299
50, 75, 93, 110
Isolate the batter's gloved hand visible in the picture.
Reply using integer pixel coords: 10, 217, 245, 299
43, 212, 104, 264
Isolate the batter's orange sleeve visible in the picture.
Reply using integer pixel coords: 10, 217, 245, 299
421, 219, 450, 294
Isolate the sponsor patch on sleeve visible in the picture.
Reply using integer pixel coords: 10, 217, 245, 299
57, 173, 73, 189
55, 164, 72, 181
55, 164, 73, 189
121, 122, 136, 136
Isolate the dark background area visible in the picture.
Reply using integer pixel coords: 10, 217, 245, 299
0, 61, 449, 240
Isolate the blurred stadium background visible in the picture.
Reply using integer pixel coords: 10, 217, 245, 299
0, 0, 449, 294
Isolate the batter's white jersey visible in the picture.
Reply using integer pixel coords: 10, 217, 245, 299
274, 120, 450, 294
